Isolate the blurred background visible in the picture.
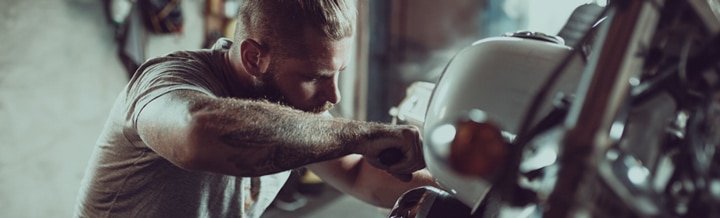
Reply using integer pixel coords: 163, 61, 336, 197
0, 0, 593, 217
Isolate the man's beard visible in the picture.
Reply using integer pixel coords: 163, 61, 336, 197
259, 71, 334, 113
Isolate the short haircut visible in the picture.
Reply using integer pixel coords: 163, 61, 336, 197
234, 0, 357, 58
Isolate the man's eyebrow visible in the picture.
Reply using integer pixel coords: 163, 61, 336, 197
305, 71, 333, 78
317, 65, 347, 76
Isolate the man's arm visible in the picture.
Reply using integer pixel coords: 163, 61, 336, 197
308, 155, 437, 208
136, 90, 424, 177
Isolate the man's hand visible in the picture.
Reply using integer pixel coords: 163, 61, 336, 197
359, 125, 425, 182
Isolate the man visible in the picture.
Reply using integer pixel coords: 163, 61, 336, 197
73, 0, 436, 217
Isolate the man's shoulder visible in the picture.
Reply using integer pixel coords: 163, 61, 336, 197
141, 38, 232, 69
127, 39, 235, 96
142, 49, 221, 73
210, 38, 234, 50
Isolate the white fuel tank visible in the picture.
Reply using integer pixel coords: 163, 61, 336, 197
422, 31, 586, 211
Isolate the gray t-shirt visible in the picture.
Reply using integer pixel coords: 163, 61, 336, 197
74, 39, 289, 218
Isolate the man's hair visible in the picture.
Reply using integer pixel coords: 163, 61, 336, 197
234, 0, 357, 58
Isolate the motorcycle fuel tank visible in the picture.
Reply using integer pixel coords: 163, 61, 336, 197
422, 31, 585, 212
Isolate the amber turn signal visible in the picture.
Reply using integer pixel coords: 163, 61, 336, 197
449, 118, 508, 179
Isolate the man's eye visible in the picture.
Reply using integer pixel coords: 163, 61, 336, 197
304, 74, 330, 81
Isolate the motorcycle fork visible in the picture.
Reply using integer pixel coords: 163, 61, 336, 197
544, 0, 664, 217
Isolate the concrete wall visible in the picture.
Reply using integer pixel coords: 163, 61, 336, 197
0, 0, 203, 217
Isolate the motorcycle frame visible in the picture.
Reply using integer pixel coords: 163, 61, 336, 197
543, 0, 663, 217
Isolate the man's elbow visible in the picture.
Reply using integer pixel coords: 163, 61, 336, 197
170, 114, 218, 172
173, 114, 262, 176
163, 137, 209, 172
139, 125, 208, 172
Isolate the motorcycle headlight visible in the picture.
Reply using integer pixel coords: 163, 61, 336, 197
447, 109, 509, 180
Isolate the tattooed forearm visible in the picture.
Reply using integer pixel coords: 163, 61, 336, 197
220, 119, 363, 175
190, 96, 379, 176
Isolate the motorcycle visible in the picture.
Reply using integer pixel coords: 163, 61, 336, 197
387, 0, 720, 217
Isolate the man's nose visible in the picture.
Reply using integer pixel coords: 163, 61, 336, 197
324, 80, 341, 104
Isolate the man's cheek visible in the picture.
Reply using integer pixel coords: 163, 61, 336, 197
300, 84, 318, 100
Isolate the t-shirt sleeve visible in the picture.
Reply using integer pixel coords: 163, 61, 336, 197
124, 56, 226, 130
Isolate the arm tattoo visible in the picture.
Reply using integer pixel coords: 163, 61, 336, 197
191, 96, 380, 176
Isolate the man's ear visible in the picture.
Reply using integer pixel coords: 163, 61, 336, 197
239, 39, 270, 77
